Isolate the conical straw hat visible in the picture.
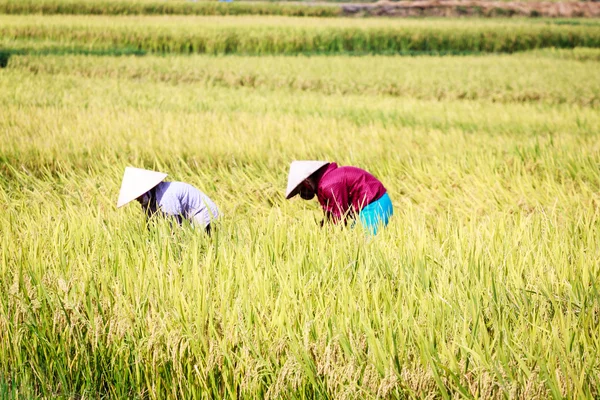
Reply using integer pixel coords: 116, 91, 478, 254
117, 167, 168, 208
285, 160, 329, 199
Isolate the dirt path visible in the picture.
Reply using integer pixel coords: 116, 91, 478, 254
339, 1, 600, 18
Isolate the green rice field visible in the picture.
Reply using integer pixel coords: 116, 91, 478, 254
1, 8, 600, 400
2, 16, 600, 56
0, 0, 341, 18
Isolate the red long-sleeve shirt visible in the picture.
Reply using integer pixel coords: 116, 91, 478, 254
316, 163, 387, 223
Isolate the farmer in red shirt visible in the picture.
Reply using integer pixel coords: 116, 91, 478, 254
285, 161, 393, 234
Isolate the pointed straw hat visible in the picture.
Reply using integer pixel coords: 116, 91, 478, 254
116, 167, 168, 208
285, 160, 329, 199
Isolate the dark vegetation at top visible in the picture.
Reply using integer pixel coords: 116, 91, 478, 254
0, 0, 341, 17
1, 0, 599, 18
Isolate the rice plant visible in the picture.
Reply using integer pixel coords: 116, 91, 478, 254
3, 51, 599, 107
1, 15, 599, 55
1, 45, 599, 398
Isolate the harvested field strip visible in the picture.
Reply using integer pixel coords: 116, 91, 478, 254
4, 14, 597, 29
0, 0, 341, 18
528, 46, 600, 61
342, 0, 600, 18
1, 15, 600, 55
4, 53, 600, 107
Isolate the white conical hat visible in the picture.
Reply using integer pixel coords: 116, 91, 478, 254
116, 167, 168, 208
285, 160, 329, 199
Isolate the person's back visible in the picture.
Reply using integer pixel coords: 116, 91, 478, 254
317, 164, 386, 218
154, 181, 220, 228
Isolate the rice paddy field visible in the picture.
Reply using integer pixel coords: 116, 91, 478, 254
1, 5, 600, 399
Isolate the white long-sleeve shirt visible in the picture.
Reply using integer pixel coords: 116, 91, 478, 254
151, 181, 219, 228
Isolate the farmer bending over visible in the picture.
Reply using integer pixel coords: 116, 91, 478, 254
117, 167, 219, 234
285, 161, 393, 235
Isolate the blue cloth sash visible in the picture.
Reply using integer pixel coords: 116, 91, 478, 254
358, 192, 393, 235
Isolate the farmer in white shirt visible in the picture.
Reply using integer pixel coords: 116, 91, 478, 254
117, 167, 219, 234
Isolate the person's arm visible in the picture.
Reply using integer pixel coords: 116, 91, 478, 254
319, 210, 333, 227
320, 184, 349, 225
142, 193, 159, 229
171, 214, 183, 226
157, 191, 185, 227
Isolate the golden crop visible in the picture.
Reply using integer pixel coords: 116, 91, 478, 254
1, 15, 600, 55
1, 12, 599, 400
